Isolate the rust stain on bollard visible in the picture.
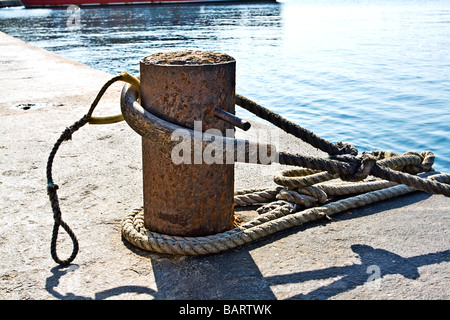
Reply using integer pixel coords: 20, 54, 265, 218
140, 51, 236, 237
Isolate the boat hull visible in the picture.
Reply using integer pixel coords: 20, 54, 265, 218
21, 0, 276, 9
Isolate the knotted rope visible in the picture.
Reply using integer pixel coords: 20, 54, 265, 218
122, 152, 448, 255
47, 73, 450, 264
46, 73, 139, 266
236, 95, 450, 196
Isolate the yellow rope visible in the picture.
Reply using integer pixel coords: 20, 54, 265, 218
48, 72, 450, 263
88, 72, 140, 125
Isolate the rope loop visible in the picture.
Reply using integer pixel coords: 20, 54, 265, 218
50, 218, 79, 266
401, 151, 435, 174
46, 74, 450, 261
46, 73, 140, 266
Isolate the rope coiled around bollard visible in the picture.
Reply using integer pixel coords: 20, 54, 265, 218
121, 149, 449, 255
122, 171, 446, 255
47, 73, 450, 263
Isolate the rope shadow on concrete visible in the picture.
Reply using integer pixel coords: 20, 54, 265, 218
44, 190, 440, 300
264, 244, 450, 300
114, 191, 437, 300
45, 265, 157, 300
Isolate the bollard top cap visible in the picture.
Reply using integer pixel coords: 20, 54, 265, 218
142, 50, 235, 66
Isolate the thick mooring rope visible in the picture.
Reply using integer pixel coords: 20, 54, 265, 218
121, 157, 448, 255
47, 73, 450, 264
236, 95, 450, 197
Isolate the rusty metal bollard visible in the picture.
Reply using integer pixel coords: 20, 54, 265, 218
139, 51, 238, 237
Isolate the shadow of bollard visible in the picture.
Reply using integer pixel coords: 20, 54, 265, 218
149, 250, 276, 300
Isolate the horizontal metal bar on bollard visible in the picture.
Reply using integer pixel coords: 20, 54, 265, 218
121, 51, 275, 237
121, 84, 276, 165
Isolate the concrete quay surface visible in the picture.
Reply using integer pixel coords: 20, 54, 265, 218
0, 31, 449, 301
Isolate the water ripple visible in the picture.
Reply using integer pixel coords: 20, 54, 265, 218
1, 0, 449, 171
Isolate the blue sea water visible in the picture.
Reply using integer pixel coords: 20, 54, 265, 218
1, 0, 449, 171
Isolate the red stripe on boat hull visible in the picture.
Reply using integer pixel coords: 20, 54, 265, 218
21, 0, 275, 8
